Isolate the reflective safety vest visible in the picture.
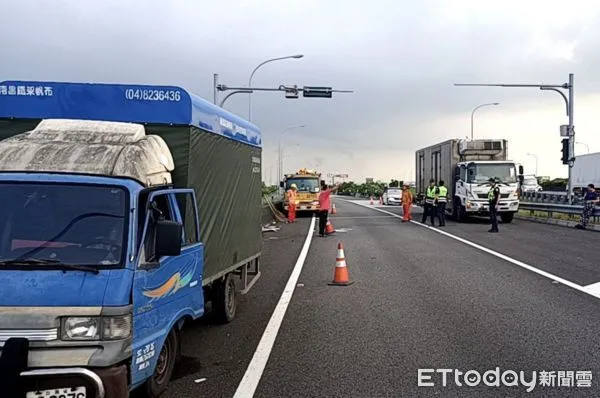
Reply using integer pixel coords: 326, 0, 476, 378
287, 190, 298, 205
425, 186, 436, 204
488, 187, 499, 202
437, 186, 448, 202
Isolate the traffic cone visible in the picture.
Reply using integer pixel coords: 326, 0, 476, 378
325, 220, 335, 234
331, 203, 337, 214
328, 242, 354, 286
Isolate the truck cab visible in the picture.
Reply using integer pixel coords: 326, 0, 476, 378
453, 160, 523, 223
0, 119, 204, 398
280, 168, 324, 213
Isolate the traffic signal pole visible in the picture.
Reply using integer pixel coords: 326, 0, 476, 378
215, 83, 353, 107
455, 73, 575, 204
568, 73, 574, 203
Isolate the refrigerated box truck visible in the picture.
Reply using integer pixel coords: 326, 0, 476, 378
415, 138, 524, 223
572, 152, 600, 196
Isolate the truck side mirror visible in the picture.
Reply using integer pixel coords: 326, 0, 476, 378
518, 165, 524, 175
155, 219, 183, 257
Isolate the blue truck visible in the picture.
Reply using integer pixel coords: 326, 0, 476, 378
0, 80, 263, 397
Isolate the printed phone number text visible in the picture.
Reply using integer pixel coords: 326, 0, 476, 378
125, 88, 181, 102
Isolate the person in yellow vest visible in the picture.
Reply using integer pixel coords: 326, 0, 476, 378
286, 184, 298, 223
487, 177, 500, 232
421, 179, 437, 226
435, 180, 448, 227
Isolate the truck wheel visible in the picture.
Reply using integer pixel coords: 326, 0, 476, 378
500, 212, 514, 223
213, 273, 237, 324
145, 328, 179, 398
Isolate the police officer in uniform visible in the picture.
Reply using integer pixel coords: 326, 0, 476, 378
488, 177, 500, 232
421, 179, 437, 226
436, 180, 448, 227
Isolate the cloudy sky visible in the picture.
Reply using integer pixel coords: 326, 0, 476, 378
1, 0, 599, 184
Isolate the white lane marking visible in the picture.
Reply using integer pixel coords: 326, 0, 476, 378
233, 215, 316, 398
583, 281, 600, 295
342, 199, 600, 300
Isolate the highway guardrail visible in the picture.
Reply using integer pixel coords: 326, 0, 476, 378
520, 191, 580, 205
518, 202, 599, 216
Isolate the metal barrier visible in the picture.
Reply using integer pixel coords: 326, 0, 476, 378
518, 202, 600, 216
520, 191, 574, 204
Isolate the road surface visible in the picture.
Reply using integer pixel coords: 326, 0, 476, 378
162, 199, 600, 397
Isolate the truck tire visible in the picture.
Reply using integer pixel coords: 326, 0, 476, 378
213, 273, 237, 324
500, 212, 514, 223
145, 328, 179, 398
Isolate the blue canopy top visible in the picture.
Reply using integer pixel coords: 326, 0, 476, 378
0, 80, 262, 148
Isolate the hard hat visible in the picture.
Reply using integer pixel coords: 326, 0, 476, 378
291, 183, 297, 189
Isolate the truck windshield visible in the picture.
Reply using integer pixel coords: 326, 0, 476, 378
286, 178, 320, 193
467, 163, 517, 184
0, 183, 128, 268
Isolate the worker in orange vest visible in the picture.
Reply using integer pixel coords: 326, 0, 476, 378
286, 184, 298, 223
401, 183, 413, 222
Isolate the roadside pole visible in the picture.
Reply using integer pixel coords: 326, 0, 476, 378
455, 73, 575, 203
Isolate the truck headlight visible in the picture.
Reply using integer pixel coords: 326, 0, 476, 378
62, 314, 131, 341
63, 317, 100, 340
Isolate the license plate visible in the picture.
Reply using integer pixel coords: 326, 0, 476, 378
300, 206, 306, 210
26, 387, 86, 398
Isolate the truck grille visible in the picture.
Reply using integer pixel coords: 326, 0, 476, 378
0, 328, 58, 346
476, 193, 510, 199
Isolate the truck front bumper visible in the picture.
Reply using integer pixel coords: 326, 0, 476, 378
465, 200, 519, 214
1, 338, 128, 398
284, 203, 320, 211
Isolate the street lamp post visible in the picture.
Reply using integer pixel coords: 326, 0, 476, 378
455, 73, 575, 203
248, 54, 304, 122
277, 125, 305, 188
470, 102, 500, 140
526, 152, 538, 175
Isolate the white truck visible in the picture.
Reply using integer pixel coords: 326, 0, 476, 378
571, 152, 600, 196
415, 139, 524, 223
